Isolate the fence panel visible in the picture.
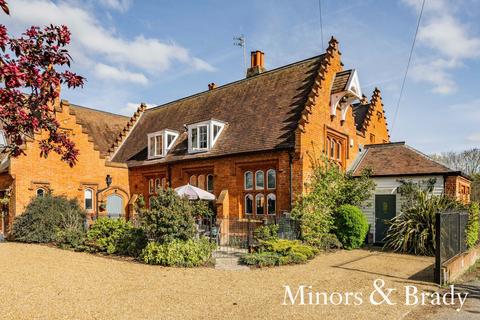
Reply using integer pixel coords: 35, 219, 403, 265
435, 210, 469, 284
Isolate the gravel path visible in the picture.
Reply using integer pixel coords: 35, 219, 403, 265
0, 242, 436, 319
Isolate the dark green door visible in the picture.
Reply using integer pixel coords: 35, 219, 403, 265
375, 195, 396, 242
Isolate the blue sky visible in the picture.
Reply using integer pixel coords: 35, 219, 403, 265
2, 0, 480, 154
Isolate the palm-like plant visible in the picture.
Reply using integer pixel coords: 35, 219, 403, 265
384, 190, 459, 256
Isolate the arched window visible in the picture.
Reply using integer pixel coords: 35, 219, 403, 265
206, 174, 214, 192
155, 178, 161, 193
267, 193, 276, 215
189, 175, 197, 187
244, 171, 253, 190
198, 174, 205, 190
36, 188, 45, 197
267, 169, 276, 189
255, 194, 265, 215
336, 141, 341, 160
244, 194, 253, 215
84, 189, 93, 211
148, 178, 154, 194
255, 170, 264, 190
161, 177, 167, 190
106, 194, 123, 218
330, 139, 335, 158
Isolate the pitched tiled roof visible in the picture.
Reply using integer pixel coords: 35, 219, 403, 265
68, 104, 129, 157
352, 102, 370, 131
351, 142, 466, 178
112, 54, 326, 166
331, 69, 353, 94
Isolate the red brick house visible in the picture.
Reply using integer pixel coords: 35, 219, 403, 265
109, 37, 391, 220
0, 37, 470, 237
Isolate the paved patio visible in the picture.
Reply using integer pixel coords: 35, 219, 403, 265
0, 242, 437, 319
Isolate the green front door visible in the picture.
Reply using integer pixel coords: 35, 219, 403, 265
375, 195, 396, 243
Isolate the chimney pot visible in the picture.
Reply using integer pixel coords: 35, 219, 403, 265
208, 82, 216, 90
246, 50, 266, 78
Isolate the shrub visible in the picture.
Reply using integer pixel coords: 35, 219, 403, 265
384, 190, 460, 256
291, 156, 374, 245
254, 224, 279, 241
240, 239, 317, 267
140, 238, 215, 267
466, 202, 479, 249
334, 205, 368, 250
86, 217, 147, 256
138, 189, 196, 243
306, 233, 342, 251
12, 195, 85, 243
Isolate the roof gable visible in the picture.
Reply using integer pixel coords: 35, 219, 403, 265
112, 54, 326, 166
352, 142, 458, 177
67, 103, 129, 157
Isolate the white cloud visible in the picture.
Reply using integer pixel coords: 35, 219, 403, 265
99, 0, 132, 12
467, 133, 480, 142
6, 0, 214, 83
404, 0, 480, 94
94, 63, 148, 85
119, 102, 155, 116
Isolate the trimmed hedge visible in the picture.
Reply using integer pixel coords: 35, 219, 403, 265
334, 204, 369, 250
140, 238, 215, 267
240, 239, 317, 267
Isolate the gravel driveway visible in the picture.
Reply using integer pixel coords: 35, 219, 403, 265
0, 242, 436, 319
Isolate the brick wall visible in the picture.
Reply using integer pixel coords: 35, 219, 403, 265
445, 175, 471, 203
6, 101, 130, 231
129, 150, 292, 219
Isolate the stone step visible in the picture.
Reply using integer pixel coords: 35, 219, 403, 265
214, 257, 250, 271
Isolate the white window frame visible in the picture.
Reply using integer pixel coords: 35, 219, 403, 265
245, 194, 253, 215
0, 130, 7, 148
255, 170, 265, 190
244, 171, 253, 190
36, 188, 46, 197
84, 188, 94, 211
267, 169, 276, 189
267, 193, 276, 215
187, 119, 225, 153
147, 129, 179, 159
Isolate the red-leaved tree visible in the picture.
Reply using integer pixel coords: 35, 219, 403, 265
0, 0, 84, 166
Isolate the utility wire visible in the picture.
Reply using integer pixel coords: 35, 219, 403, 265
391, 0, 425, 134
318, 0, 324, 51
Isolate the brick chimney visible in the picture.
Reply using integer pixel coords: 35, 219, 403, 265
208, 82, 216, 90
246, 50, 266, 78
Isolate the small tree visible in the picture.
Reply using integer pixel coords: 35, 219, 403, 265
334, 204, 369, 249
138, 189, 196, 243
292, 156, 375, 244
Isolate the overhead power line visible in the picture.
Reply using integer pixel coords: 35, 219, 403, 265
391, 0, 426, 135
318, 0, 324, 51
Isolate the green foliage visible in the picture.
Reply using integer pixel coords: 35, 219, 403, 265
86, 218, 147, 256
192, 200, 214, 218
12, 195, 86, 243
333, 205, 369, 249
384, 190, 460, 256
140, 238, 215, 267
254, 224, 279, 241
240, 239, 317, 267
306, 233, 343, 251
137, 189, 196, 243
291, 157, 374, 245
466, 202, 479, 249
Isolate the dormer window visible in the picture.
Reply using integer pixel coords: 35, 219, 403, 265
330, 69, 363, 121
147, 129, 179, 159
188, 120, 225, 153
